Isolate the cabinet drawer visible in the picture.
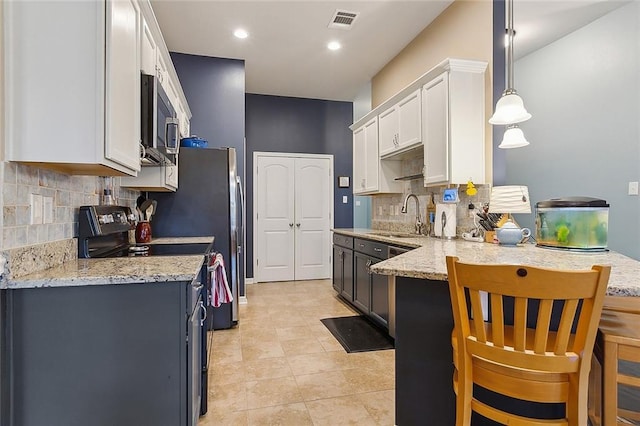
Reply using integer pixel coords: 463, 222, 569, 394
333, 233, 354, 249
354, 238, 387, 259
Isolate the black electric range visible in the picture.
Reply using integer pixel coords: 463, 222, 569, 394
78, 205, 211, 417
78, 205, 212, 259
94, 242, 212, 258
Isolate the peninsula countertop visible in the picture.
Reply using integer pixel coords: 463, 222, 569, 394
332, 228, 640, 297
1, 236, 214, 290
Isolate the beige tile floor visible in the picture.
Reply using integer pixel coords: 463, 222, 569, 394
199, 279, 396, 425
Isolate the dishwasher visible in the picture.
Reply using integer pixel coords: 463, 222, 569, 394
388, 245, 411, 338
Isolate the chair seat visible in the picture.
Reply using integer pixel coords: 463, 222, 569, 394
453, 322, 574, 403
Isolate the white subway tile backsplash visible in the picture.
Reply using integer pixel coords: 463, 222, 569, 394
16, 185, 30, 205
3, 228, 15, 248
15, 227, 27, 246
16, 206, 30, 226
17, 164, 39, 186
3, 184, 17, 206
56, 190, 71, 207
27, 226, 38, 246
3, 163, 16, 184
2, 163, 139, 250
39, 169, 57, 188
3, 207, 16, 227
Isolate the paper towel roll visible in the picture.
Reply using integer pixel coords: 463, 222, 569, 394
435, 204, 457, 238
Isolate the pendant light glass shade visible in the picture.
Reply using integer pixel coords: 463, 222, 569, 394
490, 0, 532, 130
489, 90, 532, 125
499, 124, 529, 149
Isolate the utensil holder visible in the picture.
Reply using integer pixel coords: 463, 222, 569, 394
484, 230, 496, 243
135, 221, 152, 244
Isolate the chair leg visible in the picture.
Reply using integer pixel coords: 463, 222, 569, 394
456, 359, 473, 426
567, 373, 590, 426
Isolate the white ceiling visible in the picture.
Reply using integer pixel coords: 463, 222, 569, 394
150, 0, 630, 102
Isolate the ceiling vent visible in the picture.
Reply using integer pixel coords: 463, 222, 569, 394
328, 10, 359, 30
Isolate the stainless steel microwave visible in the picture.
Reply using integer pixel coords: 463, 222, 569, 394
140, 73, 179, 165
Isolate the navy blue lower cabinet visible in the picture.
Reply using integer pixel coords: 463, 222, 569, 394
353, 252, 372, 315
4, 281, 199, 426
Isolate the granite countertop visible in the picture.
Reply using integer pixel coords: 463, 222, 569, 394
1, 236, 214, 290
149, 236, 214, 245
2, 256, 205, 290
333, 228, 640, 297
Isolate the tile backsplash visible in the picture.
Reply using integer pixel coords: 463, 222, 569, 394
370, 156, 491, 236
2, 162, 139, 250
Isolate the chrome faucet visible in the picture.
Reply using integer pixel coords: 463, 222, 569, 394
401, 194, 423, 234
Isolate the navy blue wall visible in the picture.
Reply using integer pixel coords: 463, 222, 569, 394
245, 94, 353, 278
170, 54, 246, 183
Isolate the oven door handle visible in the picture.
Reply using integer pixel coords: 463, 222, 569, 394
199, 300, 207, 326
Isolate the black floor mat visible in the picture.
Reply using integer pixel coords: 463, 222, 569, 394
321, 315, 394, 353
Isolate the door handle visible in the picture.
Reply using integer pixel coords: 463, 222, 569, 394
289, 223, 294, 227
296, 223, 301, 228
199, 300, 207, 326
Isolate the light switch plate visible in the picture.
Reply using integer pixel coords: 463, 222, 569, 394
30, 194, 43, 225
43, 196, 54, 224
628, 181, 639, 196
342, 195, 348, 204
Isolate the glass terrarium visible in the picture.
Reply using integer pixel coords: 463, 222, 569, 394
535, 197, 609, 251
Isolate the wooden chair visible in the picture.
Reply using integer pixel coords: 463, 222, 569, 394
603, 295, 640, 315
446, 256, 611, 426
592, 309, 640, 425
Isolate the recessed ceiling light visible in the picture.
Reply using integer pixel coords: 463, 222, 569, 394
234, 29, 248, 39
327, 41, 341, 51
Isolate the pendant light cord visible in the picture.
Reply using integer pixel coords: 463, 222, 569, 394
506, 0, 515, 92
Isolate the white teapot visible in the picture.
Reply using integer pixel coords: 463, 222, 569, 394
496, 221, 531, 246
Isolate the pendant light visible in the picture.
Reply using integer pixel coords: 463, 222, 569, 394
490, 0, 532, 128
498, 124, 529, 149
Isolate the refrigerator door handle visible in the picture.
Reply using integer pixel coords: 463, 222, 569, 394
236, 175, 245, 230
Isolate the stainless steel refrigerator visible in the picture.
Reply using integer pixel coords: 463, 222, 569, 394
152, 147, 243, 329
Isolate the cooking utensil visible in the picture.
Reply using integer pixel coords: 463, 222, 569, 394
139, 199, 153, 220
479, 219, 492, 231
149, 200, 157, 220
136, 194, 146, 209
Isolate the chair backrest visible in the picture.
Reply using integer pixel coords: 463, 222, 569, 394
446, 256, 610, 375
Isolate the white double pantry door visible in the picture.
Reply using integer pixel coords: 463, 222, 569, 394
255, 153, 333, 282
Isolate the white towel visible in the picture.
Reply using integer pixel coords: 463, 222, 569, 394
209, 253, 233, 307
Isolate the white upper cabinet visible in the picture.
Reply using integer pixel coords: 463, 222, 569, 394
423, 63, 486, 186
105, 0, 142, 174
121, 163, 178, 192
350, 58, 487, 192
423, 73, 449, 185
353, 117, 402, 195
140, 15, 157, 75
4, 0, 141, 176
156, 48, 169, 88
379, 89, 422, 159
121, 0, 192, 191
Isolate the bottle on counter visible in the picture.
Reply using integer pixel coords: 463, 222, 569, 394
426, 193, 436, 236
